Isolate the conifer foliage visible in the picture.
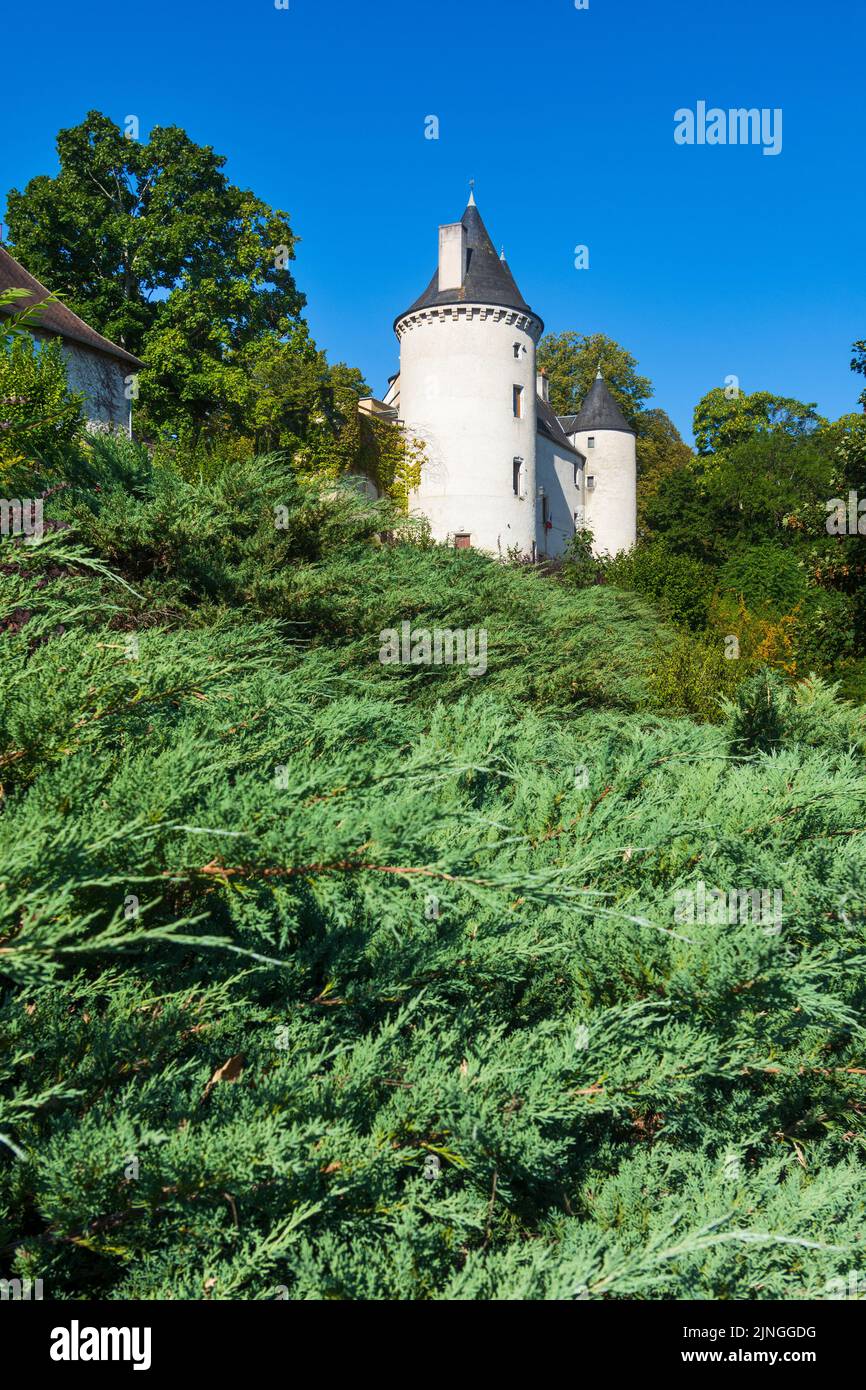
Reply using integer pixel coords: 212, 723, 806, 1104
1, 436, 865, 1301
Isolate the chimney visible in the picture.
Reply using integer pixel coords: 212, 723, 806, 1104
537, 370, 550, 403
438, 222, 466, 293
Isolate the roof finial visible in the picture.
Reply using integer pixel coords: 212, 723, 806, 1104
468, 178, 476, 207
596, 362, 603, 380
500, 245, 506, 262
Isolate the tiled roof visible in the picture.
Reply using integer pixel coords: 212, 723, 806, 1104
537, 396, 582, 456
0, 244, 144, 369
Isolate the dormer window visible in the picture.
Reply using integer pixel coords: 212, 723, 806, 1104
513, 385, 524, 418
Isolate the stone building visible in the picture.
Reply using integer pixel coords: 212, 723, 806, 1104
0, 244, 143, 433
361, 196, 637, 559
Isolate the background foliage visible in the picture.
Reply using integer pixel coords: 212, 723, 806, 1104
2, 116, 866, 1300
2, 426, 866, 1301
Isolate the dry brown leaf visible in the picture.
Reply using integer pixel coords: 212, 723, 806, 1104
202, 1053, 245, 1100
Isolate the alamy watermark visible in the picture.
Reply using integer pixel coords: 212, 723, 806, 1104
823, 1269, 866, 1300
50, 1322, 151, 1371
379, 621, 487, 677
0, 497, 43, 542
674, 881, 783, 934
0, 1277, 44, 1300
674, 102, 783, 157
826, 491, 866, 535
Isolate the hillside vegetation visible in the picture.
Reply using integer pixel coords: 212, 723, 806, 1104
2, 437, 866, 1300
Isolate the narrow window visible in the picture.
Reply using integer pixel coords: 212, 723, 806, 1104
513, 343, 520, 359
513, 457, 525, 497
586, 474, 595, 491
513, 384, 524, 418
454, 533, 471, 550
587, 435, 595, 448
573, 462, 581, 488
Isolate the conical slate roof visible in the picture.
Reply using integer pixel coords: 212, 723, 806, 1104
569, 371, 635, 435
396, 200, 540, 326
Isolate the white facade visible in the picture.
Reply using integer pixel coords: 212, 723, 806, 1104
57, 337, 133, 433
386, 199, 637, 561
396, 304, 542, 556
570, 422, 637, 556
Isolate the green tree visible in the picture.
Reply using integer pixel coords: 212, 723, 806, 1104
536, 331, 651, 423
693, 387, 822, 458
635, 408, 693, 534
851, 340, 866, 409
5, 111, 305, 438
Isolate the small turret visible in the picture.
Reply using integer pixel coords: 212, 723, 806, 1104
569, 370, 637, 556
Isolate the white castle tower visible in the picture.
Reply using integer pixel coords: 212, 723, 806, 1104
367, 195, 637, 560
559, 370, 637, 557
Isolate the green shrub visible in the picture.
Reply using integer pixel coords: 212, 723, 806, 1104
0, 334, 83, 475
649, 629, 749, 720
558, 526, 601, 588
719, 542, 806, 611
3, 440, 866, 1301
724, 666, 789, 753
608, 540, 715, 631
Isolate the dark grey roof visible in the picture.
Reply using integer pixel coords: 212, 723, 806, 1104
396, 201, 541, 328
557, 413, 580, 435
537, 396, 582, 456
568, 373, 635, 435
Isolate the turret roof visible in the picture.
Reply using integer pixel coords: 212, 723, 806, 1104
396, 201, 541, 327
566, 370, 635, 435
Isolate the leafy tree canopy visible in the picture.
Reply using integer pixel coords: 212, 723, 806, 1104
851, 339, 866, 410
536, 331, 652, 424
693, 386, 823, 458
634, 407, 693, 535
5, 111, 308, 439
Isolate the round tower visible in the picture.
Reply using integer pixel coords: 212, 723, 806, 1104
571, 370, 637, 556
394, 195, 544, 557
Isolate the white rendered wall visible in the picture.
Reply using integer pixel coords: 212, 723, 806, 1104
64, 342, 131, 431
535, 434, 584, 558
31, 330, 132, 432
574, 428, 637, 557
397, 305, 542, 556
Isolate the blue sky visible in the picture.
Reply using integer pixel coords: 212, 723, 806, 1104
3, 0, 865, 442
